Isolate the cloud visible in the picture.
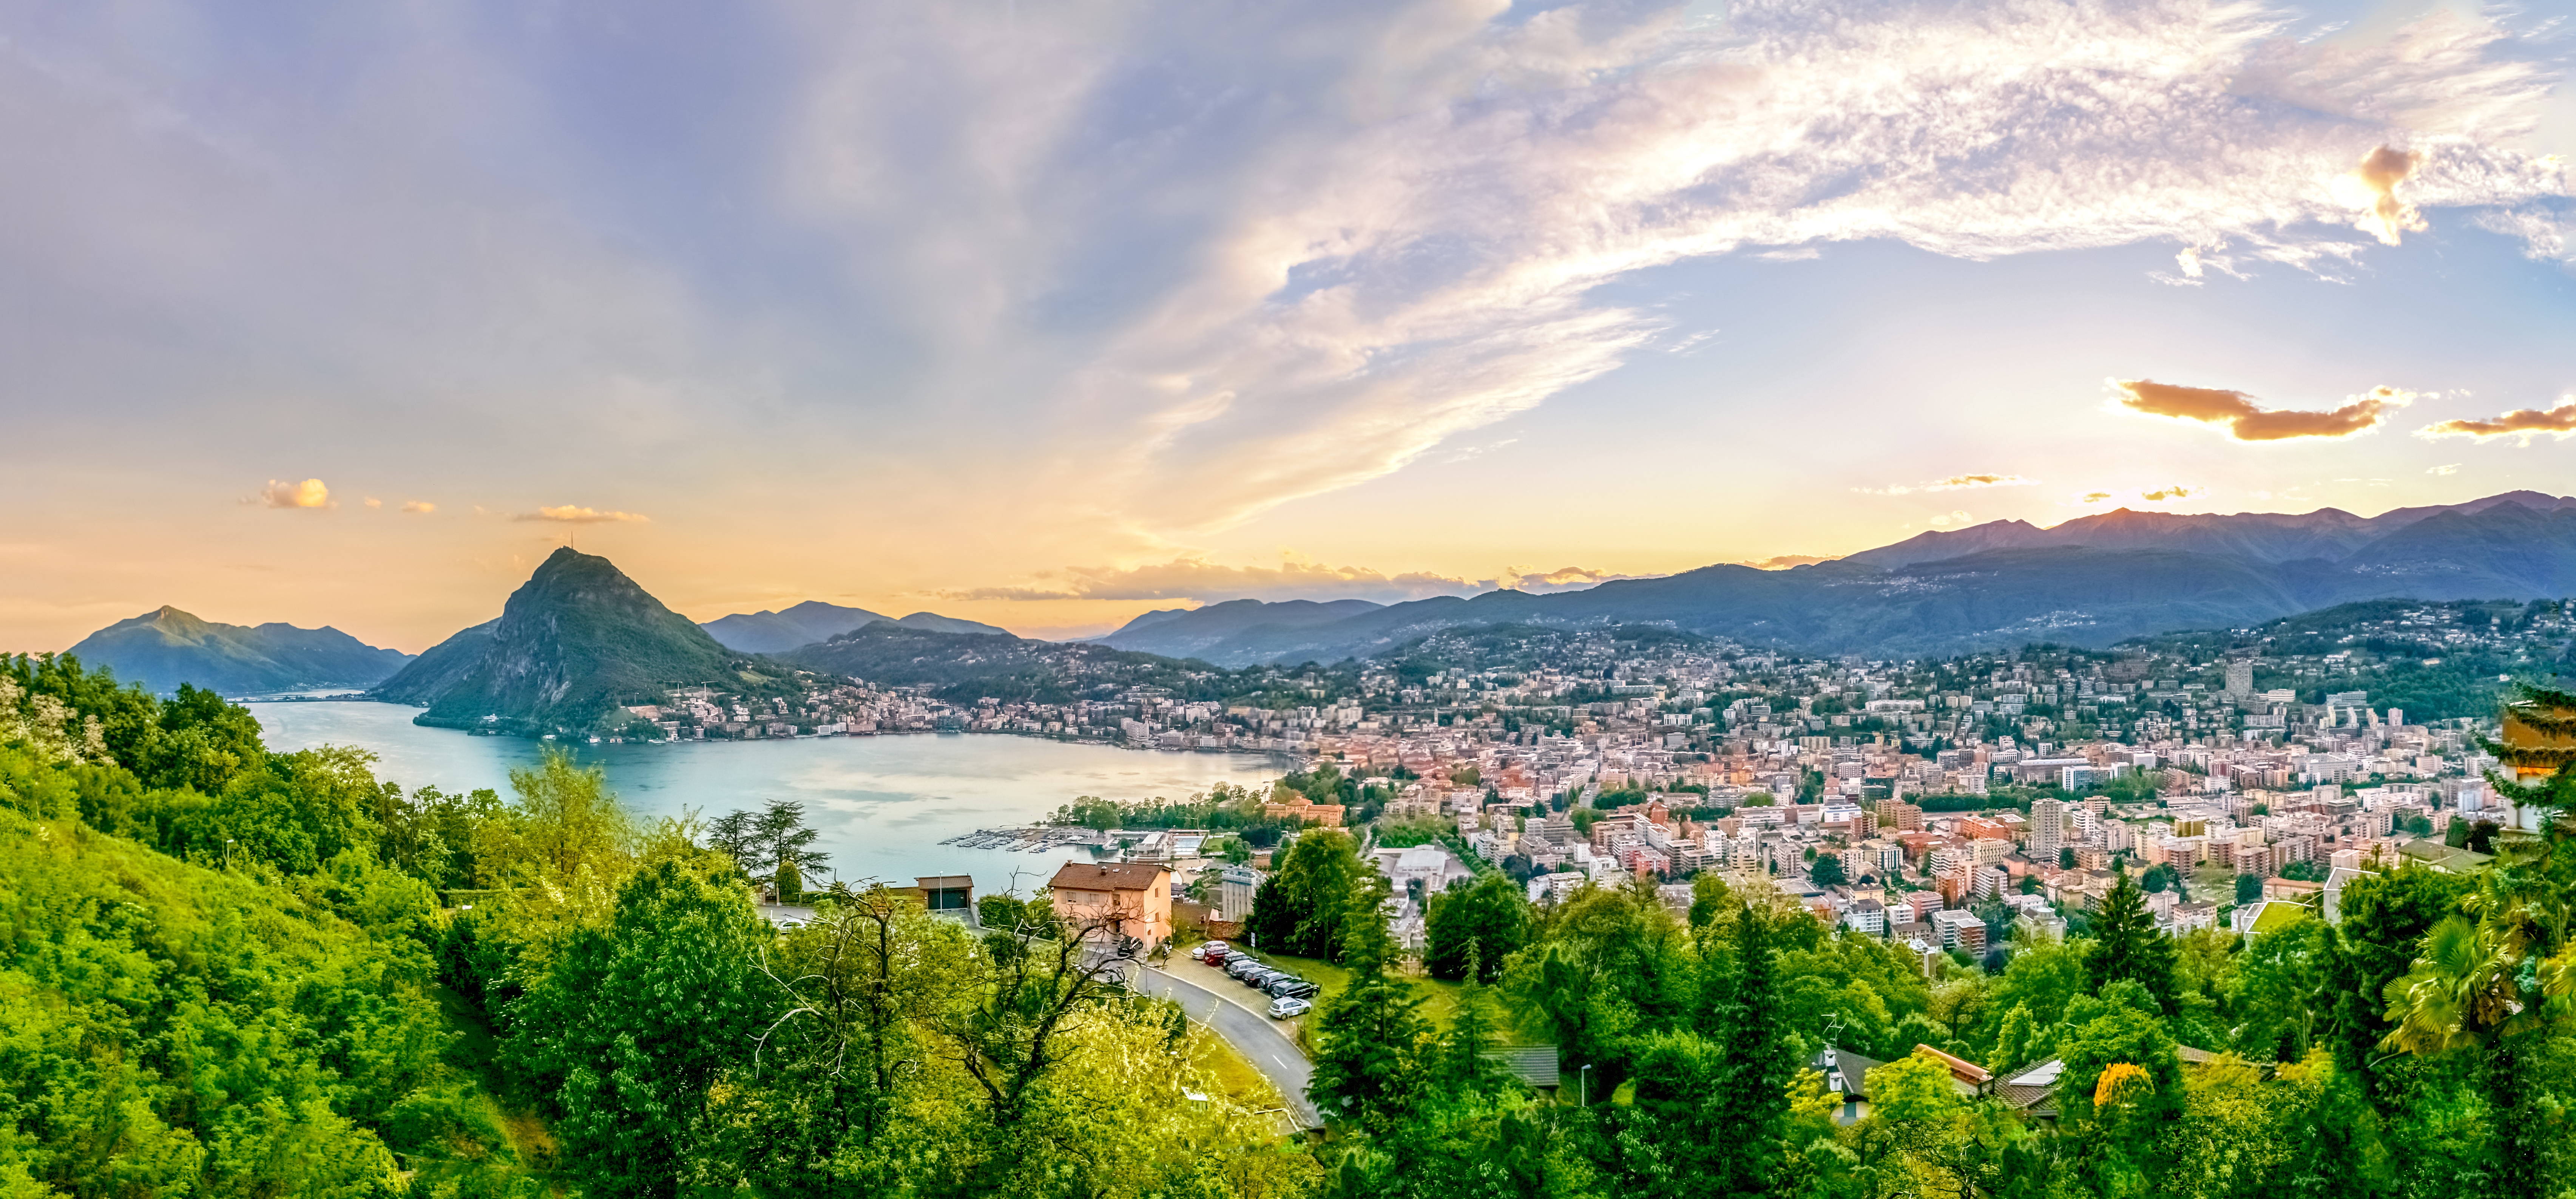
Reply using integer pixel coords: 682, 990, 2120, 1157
258, 479, 332, 509
2111, 379, 2413, 440
2332, 146, 2426, 246
2427, 464, 2459, 475
2417, 399, 2576, 442
363, 496, 382, 509
2081, 491, 2115, 504
1738, 554, 1841, 570
1928, 511, 1975, 528
401, 500, 437, 513
513, 505, 649, 524
950, 1, 2571, 537
1857, 473, 2036, 496
2139, 485, 2198, 501
940, 555, 1651, 604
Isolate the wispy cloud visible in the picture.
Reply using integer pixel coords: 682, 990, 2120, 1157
2139, 485, 2198, 501
1738, 553, 1841, 570
1929, 511, 1976, 528
2427, 464, 2459, 475
401, 500, 437, 514
514, 505, 648, 524
940, 556, 1651, 604
2112, 380, 2413, 440
2417, 399, 2576, 443
256, 479, 332, 509
1858, 473, 2036, 496
953, 1, 2572, 537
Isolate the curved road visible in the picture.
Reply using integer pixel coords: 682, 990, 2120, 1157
1131, 964, 1320, 1130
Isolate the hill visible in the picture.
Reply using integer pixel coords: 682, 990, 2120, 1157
778, 622, 1229, 704
699, 601, 1010, 652
1091, 493, 2576, 664
1092, 598, 1385, 656
375, 547, 786, 734
62, 605, 412, 695
700, 600, 891, 653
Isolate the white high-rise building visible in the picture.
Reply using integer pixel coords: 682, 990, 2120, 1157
2224, 660, 2255, 697
2031, 797, 2068, 862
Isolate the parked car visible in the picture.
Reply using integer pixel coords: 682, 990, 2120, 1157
1219, 950, 1254, 971
1225, 957, 1265, 980
1195, 941, 1229, 963
1264, 977, 1318, 1000
1241, 967, 1283, 988
1268, 995, 1313, 1019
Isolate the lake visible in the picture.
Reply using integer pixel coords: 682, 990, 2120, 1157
250, 700, 1286, 893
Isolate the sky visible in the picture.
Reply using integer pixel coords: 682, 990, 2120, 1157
2, 0, 2573, 654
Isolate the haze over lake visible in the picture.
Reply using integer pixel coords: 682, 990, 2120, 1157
252, 700, 1285, 892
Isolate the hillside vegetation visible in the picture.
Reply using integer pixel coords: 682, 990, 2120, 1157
1, 653, 1304, 1198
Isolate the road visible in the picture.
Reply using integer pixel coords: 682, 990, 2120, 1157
1131, 964, 1320, 1130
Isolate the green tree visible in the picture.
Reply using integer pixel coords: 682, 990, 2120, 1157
2234, 873, 2264, 904
1246, 828, 1366, 959
1307, 884, 1429, 1132
1707, 902, 1794, 1197
516, 855, 772, 1198
1810, 854, 1848, 887
1423, 871, 1531, 983
2087, 867, 2179, 1015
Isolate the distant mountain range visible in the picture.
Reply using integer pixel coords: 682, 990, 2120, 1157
63, 607, 413, 696
699, 600, 1009, 653
1093, 491, 2576, 665
375, 547, 792, 734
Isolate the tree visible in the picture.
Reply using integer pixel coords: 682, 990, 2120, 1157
2235, 873, 2264, 904
1707, 902, 1795, 1197
1307, 882, 1429, 1132
1423, 871, 1530, 983
531, 856, 770, 1199
1246, 828, 1366, 959
736, 885, 979, 1193
2321, 862, 2473, 1097
1810, 854, 1848, 887
2087, 867, 2179, 1015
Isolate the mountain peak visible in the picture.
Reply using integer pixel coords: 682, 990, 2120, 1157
377, 550, 756, 732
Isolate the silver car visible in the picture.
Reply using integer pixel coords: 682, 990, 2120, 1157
1268, 995, 1312, 1019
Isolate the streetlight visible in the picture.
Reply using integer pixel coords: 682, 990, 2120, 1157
1580, 1063, 1593, 1108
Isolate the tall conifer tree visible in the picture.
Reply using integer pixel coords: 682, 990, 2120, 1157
2086, 866, 2179, 1014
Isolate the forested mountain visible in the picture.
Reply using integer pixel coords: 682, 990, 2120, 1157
63, 605, 412, 695
1094, 493, 2576, 665
778, 621, 1230, 703
1093, 598, 1386, 655
701, 601, 1011, 652
376, 547, 785, 734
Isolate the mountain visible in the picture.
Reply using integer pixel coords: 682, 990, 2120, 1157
1078, 492, 2576, 665
776, 621, 1215, 703
63, 606, 413, 695
1091, 598, 1385, 657
701, 601, 892, 654
1845, 490, 2576, 569
375, 547, 780, 734
698, 601, 1008, 652
888, 611, 1012, 637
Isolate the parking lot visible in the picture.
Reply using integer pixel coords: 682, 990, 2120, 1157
1161, 945, 1313, 1037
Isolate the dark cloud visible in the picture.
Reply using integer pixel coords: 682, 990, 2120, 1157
2113, 379, 2411, 440
2419, 400, 2576, 441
